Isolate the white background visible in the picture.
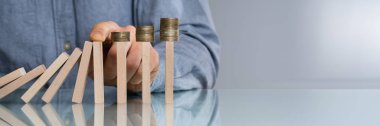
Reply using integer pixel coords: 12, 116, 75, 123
210, 0, 380, 89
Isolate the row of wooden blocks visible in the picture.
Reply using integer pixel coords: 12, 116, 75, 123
0, 18, 178, 104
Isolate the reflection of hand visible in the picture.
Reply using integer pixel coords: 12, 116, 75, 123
87, 21, 160, 92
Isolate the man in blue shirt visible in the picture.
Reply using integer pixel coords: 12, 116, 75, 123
0, 0, 220, 92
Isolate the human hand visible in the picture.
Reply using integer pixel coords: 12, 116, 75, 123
87, 21, 159, 92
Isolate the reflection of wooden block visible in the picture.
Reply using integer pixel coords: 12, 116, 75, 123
0, 65, 46, 99
21, 52, 69, 103
142, 42, 151, 103
0, 67, 26, 87
93, 42, 104, 103
42, 104, 64, 126
165, 103, 174, 126
165, 42, 174, 104
142, 103, 152, 126
72, 41, 93, 103
94, 104, 104, 126
117, 103, 127, 126
117, 42, 127, 103
0, 105, 28, 126
42, 48, 82, 103
0, 119, 10, 126
72, 104, 86, 126
21, 104, 47, 126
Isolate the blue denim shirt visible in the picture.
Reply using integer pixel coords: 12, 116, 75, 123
0, 0, 220, 92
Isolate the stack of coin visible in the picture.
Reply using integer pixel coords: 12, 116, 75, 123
136, 26, 154, 42
160, 18, 179, 41
111, 32, 130, 42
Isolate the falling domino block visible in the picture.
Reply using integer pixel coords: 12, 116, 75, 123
93, 42, 104, 103
42, 104, 64, 126
136, 25, 154, 103
111, 32, 129, 104
72, 41, 93, 103
0, 67, 26, 87
160, 18, 179, 104
0, 105, 28, 126
0, 65, 46, 99
21, 52, 69, 103
42, 48, 82, 103
21, 104, 47, 126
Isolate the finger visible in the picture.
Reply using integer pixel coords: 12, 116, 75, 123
127, 67, 158, 92
129, 44, 159, 84
89, 21, 120, 42
88, 21, 119, 82
129, 60, 143, 84
103, 25, 135, 85
124, 26, 141, 82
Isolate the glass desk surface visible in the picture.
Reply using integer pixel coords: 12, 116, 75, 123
1, 88, 380, 126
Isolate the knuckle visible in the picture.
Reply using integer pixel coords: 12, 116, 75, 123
127, 61, 140, 70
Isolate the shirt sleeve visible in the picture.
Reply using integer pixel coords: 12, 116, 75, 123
134, 0, 220, 92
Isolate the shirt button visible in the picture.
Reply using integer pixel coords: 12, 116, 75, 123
64, 41, 71, 51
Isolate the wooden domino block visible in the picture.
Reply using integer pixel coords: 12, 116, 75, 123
136, 26, 154, 104
0, 67, 26, 87
112, 32, 129, 104
42, 104, 64, 126
160, 18, 178, 104
21, 104, 47, 126
0, 105, 28, 126
72, 41, 93, 103
116, 42, 127, 103
42, 48, 82, 103
165, 42, 174, 104
0, 65, 46, 99
72, 104, 86, 126
142, 42, 151, 103
21, 52, 69, 103
93, 42, 104, 103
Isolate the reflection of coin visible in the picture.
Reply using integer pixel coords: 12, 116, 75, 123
111, 32, 130, 42
136, 26, 154, 42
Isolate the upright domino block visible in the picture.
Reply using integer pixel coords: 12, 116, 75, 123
93, 41, 104, 103
21, 52, 69, 103
0, 65, 46, 99
160, 18, 179, 104
136, 25, 155, 103
111, 32, 130, 104
42, 48, 82, 103
72, 41, 93, 103
0, 67, 26, 87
